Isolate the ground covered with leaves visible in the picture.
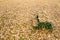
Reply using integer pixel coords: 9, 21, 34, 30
0, 0, 60, 40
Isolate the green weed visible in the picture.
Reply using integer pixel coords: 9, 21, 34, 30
19, 37, 24, 40
33, 15, 53, 31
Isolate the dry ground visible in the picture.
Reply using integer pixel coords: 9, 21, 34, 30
0, 0, 60, 40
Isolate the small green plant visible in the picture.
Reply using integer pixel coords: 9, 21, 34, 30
19, 37, 24, 40
34, 22, 52, 29
33, 15, 53, 31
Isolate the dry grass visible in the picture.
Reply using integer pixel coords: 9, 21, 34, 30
0, 0, 60, 40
